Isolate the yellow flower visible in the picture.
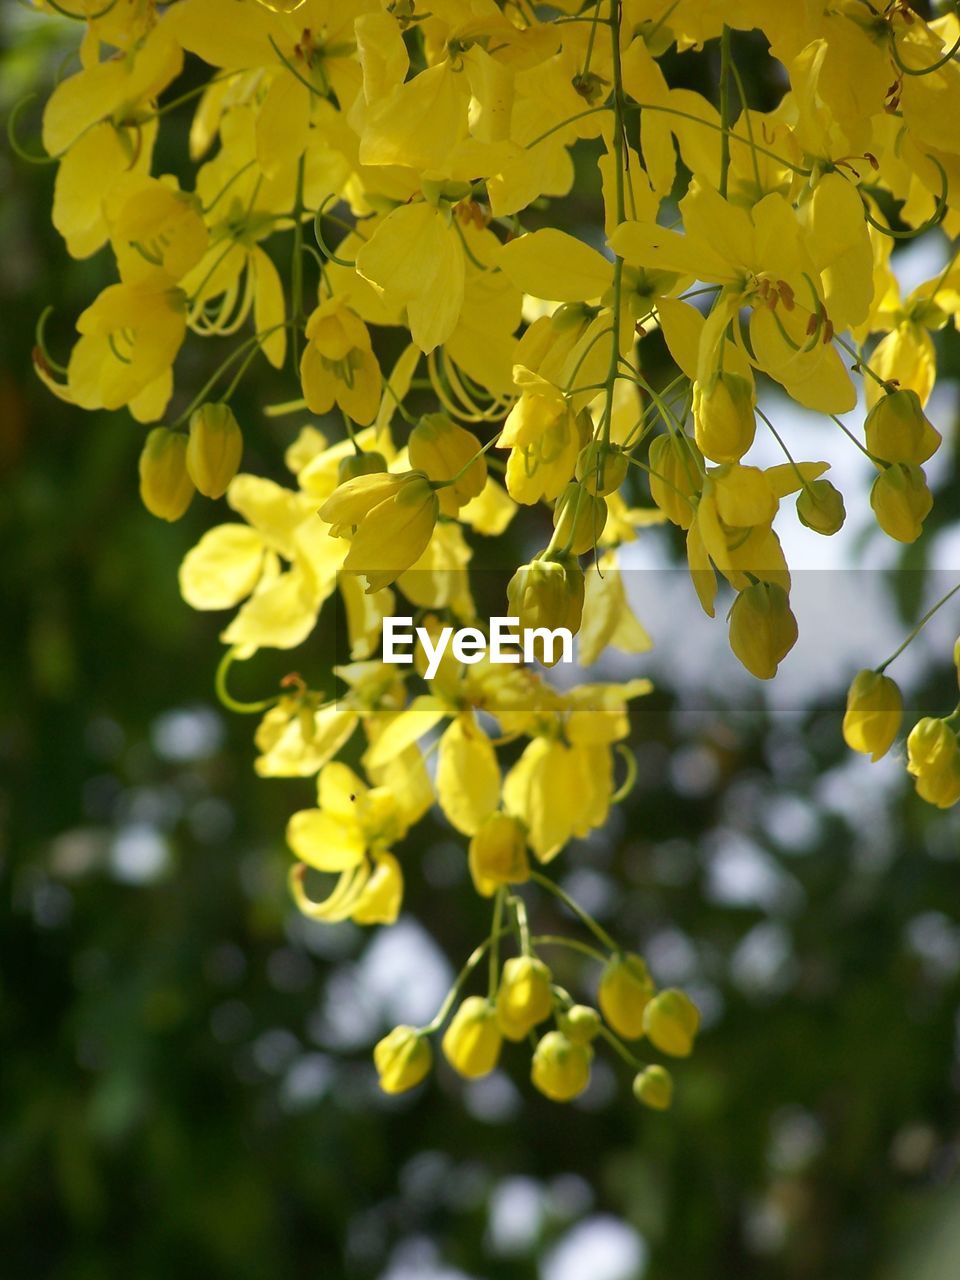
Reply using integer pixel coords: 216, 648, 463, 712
321, 471, 440, 593
186, 403, 243, 499
500, 384, 583, 505
108, 177, 209, 285
468, 813, 531, 897
408, 415, 487, 516
842, 670, 902, 761
576, 441, 629, 497
531, 1031, 592, 1102
870, 463, 932, 543
906, 718, 960, 809
864, 390, 940, 465
598, 952, 655, 1040
728, 582, 798, 680
139, 428, 194, 521
496, 957, 554, 1042
67, 279, 187, 420
632, 1064, 674, 1111
506, 556, 584, 660
300, 299, 382, 427
373, 1026, 432, 1095
797, 479, 845, 535
557, 1005, 601, 1044
648, 433, 703, 529
442, 997, 502, 1079
693, 371, 756, 464
643, 990, 700, 1058
551, 483, 608, 556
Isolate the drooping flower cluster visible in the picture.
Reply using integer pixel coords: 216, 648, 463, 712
22, 0, 960, 1103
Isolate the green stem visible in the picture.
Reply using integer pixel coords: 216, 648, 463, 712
291, 156, 306, 372
876, 582, 960, 674
531, 934, 608, 964
600, 0, 627, 447
488, 887, 506, 999
215, 648, 281, 715
718, 25, 732, 199
529, 870, 619, 953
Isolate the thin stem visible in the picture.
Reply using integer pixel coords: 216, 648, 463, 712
421, 929, 511, 1034
531, 934, 608, 964
215, 648, 280, 715
600, 0, 627, 447
488, 887, 506, 999
829, 413, 882, 467
718, 25, 732, 198
291, 156, 306, 372
529, 870, 619, 954
877, 582, 960, 674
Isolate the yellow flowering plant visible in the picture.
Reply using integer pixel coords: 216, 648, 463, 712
18, 0, 960, 1111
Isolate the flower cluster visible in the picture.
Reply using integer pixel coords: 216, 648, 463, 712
23, 0, 960, 1104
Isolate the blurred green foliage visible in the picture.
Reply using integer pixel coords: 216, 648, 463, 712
2, 11, 960, 1280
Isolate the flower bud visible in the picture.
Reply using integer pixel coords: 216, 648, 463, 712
728, 581, 798, 679
337, 450, 388, 484
693, 372, 756, 464
552, 483, 608, 555
373, 1026, 432, 1094
796, 478, 845, 535
531, 1031, 592, 1102
496, 956, 554, 1041
186, 402, 242, 498
842, 669, 902, 761
648, 433, 703, 528
506, 555, 584, 662
442, 997, 502, 1079
409, 414, 486, 515
864, 389, 940, 465
138, 427, 194, 521
598, 952, 655, 1040
632, 1064, 674, 1111
557, 1004, 601, 1044
870, 463, 932, 544
468, 813, 530, 896
575, 441, 628, 496
642, 989, 700, 1057
906, 717, 960, 809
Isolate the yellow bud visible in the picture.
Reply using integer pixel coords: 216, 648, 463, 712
632, 1064, 674, 1110
842, 669, 902, 761
693, 372, 756, 464
648, 433, 703, 528
338, 451, 388, 484
864, 389, 940, 465
468, 813, 530, 897
373, 1026, 432, 1094
408, 414, 486, 516
728, 582, 797, 679
870, 463, 932, 544
551, 483, 608, 555
796, 479, 845, 535
138, 427, 194, 521
320, 470, 406, 534
557, 1004, 601, 1044
506, 555, 584, 662
186, 403, 242, 499
642, 989, 700, 1057
531, 1031, 592, 1102
906, 717, 960, 808
442, 997, 502, 1079
496, 956, 554, 1041
575, 441, 628, 496
598, 952, 655, 1040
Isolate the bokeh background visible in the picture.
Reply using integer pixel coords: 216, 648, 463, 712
3, 6, 960, 1279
